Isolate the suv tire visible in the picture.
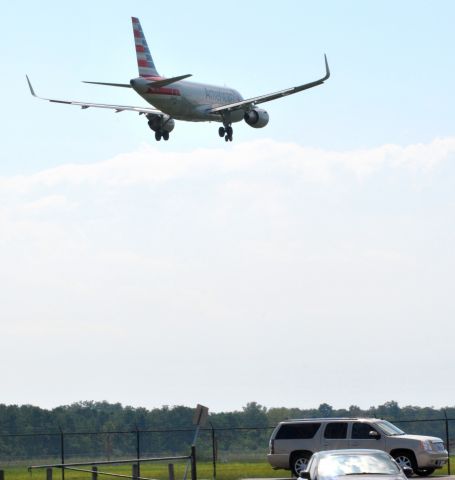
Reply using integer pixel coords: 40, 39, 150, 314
414, 468, 435, 477
291, 452, 312, 476
392, 451, 417, 471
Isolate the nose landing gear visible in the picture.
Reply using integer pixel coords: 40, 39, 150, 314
218, 125, 233, 142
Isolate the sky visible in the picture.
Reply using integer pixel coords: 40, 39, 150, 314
0, 0, 454, 414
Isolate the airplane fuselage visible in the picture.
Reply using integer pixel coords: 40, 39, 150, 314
130, 76, 245, 123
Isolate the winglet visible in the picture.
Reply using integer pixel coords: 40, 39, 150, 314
323, 54, 330, 81
26, 75, 37, 97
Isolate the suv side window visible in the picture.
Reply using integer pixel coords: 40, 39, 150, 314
276, 423, 321, 439
324, 422, 348, 439
352, 422, 378, 439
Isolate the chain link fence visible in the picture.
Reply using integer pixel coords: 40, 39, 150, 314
0, 419, 453, 471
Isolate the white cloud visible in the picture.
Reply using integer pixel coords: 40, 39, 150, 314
0, 136, 454, 410
0, 136, 453, 194
21, 194, 77, 213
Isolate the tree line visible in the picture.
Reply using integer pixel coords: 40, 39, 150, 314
0, 401, 453, 463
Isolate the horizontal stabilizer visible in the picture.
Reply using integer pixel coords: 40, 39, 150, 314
146, 74, 192, 88
83, 81, 132, 88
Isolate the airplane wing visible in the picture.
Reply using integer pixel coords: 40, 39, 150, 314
209, 55, 330, 114
26, 75, 162, 115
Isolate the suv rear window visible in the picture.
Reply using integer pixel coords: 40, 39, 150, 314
276, 423, 321, 439
324, 422, 348, 439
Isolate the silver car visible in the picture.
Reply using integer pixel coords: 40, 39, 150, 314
300, 449, 412, 480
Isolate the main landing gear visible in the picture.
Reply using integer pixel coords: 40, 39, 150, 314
154, 130, 169, 141
218, 125, 233, 142
146, 113, 173, 141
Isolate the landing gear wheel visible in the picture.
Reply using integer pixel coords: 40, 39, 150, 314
162, 131, 169, 141
414, 469, 435, 477
155, 131, 162, 141
220, 124, 233, 141
291, 453, 311, 477
225, 126, 233, 141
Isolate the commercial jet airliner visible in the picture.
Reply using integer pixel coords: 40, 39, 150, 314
27, 17, 330, 142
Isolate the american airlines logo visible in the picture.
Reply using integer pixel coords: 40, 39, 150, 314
205, 88, 236, 104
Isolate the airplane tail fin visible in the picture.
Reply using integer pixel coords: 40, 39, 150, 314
132, 17, 160, 77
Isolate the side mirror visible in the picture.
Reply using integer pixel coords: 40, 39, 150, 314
369, 431, 381, 440
299, 472, 311, 480
402, 467, 413, 478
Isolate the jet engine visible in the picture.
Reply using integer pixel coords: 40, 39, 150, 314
146, 113, 175, 132
244, 108, 269, 128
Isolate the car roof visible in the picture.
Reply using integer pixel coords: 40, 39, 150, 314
313, 449, 390, 457
279, 417, 382, 423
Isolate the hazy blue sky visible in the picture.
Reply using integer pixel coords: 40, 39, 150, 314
1, 0, 454, 412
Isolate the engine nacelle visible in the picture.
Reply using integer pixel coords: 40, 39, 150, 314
244, 108, 269, 128
146, 113, 175, 132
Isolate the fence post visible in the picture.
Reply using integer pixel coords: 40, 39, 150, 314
92, 466, 98, 480
0, 470, 4, 480
59, 427, 65, 480
46, 468, 52, 480
209, 422, 217, 480
168, 464, 175, 480
136, 426, 141, 479
136, 425, 141, 477
443, 410, 451, 476
191, 445, 197, 480
132, 464, 139, 480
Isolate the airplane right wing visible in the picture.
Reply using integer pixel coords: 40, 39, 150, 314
26, 75, 163, 115
209, 55, 330, 114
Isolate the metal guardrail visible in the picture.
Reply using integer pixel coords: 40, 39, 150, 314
28, 447, 197, 480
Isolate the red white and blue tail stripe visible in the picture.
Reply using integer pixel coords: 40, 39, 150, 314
132, 17, 159, 77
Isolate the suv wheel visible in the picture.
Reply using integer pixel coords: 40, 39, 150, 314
414, 468, 435, 477
291, 452, 312, 476
392, 452, 417, 471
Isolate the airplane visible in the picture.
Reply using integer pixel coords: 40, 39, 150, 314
26, 17, 330, 142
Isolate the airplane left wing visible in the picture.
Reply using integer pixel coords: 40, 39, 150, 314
26, 75, 162, 115
209, 55, 330, 114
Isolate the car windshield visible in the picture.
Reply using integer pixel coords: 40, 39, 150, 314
317, 453, 400, 479
374, 420, 405, 436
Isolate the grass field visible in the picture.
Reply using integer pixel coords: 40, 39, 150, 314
1, 459, 454, 480
2, 462, 287, 480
